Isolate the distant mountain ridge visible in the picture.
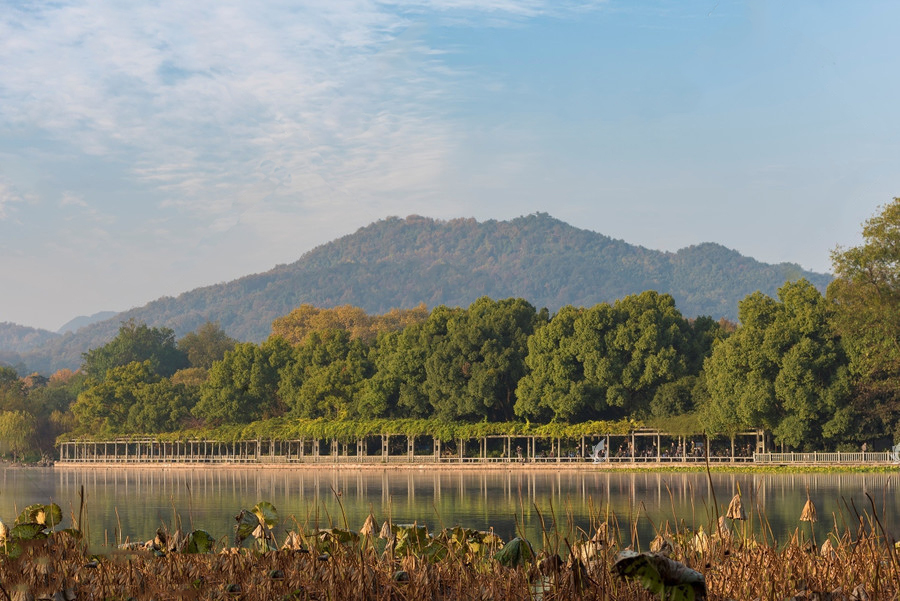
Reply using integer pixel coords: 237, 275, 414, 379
57, 311, 118, 334
0, 213, 831, 374
0, 322, 59, 353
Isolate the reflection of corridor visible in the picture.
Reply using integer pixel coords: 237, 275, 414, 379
35, 468, 900, 550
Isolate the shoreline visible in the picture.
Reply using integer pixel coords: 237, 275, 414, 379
45, 461, 897, 473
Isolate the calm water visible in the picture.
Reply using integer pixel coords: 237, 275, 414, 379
1, 467, 898, 550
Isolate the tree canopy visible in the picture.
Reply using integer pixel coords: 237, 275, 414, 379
178, 322, 238, 370
18, 199, 900, 456
82, 319, 188, 380
516, 292, 706, 422
829, 197, 900, 438
701, 280, 852, 448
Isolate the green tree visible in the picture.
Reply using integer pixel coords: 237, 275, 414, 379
279, 330, 373, 419
517, 292, 693, 422
702, 291, 782, 437
702, 280, 851, 448
359, 324, 430, 418
0, 365, 26, 413
0, 410, 37, 460
82, 319, 188, 379
194, 338, 291, 424
71, 360, 196, 434
651, 376, 698, 418
579, 291, 692, 418
126, 379, 196, 433
178, 322, 238, 369
515, 305, 594, 421
425, 298, 542, 422
71, 361, 159, 433
684, 316, 732, 374
24, 372, 85, 451
0, 366, 18, 387
829, 198, 900, 438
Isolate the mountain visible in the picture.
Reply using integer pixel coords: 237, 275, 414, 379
0, 213, 831, 374
57, 311, 119, 334
0, 322, 59, 354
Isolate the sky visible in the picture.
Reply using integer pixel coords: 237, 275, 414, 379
1, 1, 897, 332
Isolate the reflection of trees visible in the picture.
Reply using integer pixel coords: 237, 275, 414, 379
0, 469, 891, 550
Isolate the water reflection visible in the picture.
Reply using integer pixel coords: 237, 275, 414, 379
0, 467, 896, 550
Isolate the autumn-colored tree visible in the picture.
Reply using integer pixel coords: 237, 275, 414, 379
48, 368, 78, 387
270, 304, 428, 346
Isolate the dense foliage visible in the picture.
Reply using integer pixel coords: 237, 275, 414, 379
0, 213, 829, 373
700, 280, 852, 447
829, 198, 900, 441
515, 292, 707, 422
43, 295, 713, 444
1, 201, 899, 458
81, 318, 188, 379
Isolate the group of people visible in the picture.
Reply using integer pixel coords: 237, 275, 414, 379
609, 441, 756, 459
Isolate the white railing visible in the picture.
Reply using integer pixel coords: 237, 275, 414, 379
753, 452, 896, 464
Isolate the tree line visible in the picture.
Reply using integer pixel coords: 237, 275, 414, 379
1, 198, 898, 458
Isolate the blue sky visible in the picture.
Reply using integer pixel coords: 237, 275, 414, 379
1, 0, 897, 331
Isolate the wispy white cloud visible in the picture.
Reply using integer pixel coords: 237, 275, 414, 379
0, 1, 606, 233
389, 0, 608, 20
0, 0, 616, 327
0, 175, 33, 221
59, 191, 87, 208
0, 1, 538, 231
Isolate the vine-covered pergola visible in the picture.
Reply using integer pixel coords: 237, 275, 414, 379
57, 419, 764, 464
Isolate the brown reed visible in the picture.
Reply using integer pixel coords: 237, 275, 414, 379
0, 496, 897, 600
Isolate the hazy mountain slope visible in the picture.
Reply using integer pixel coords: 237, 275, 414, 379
0, 322, 59, 353
1, 213, 831, 373
57, 311, 119, 334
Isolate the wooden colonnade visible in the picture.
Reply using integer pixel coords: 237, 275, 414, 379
57, 429, 762, 465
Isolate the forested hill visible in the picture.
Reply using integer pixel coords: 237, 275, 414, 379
2, 213, 830, 373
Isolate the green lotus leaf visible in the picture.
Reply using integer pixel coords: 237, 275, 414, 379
420, 541, 448, 562
493, 537, 535, 568
252, 502, 278, 528
16, 504, 43, 527
184, 530, 216, 554
613, 550, 706, 600
394, 524, 431, 556
234, 510, 261, 545
16, 503, 63, 530
1, 540, 23, 559
10, 522, 47, 541
331, 528, 360, 545
37, 504, 63, 527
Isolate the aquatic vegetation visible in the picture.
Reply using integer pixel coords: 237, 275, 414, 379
613, 550, 706, 600
0, 496, 898, 600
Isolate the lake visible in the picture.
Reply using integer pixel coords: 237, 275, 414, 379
2, 466, 898, 550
